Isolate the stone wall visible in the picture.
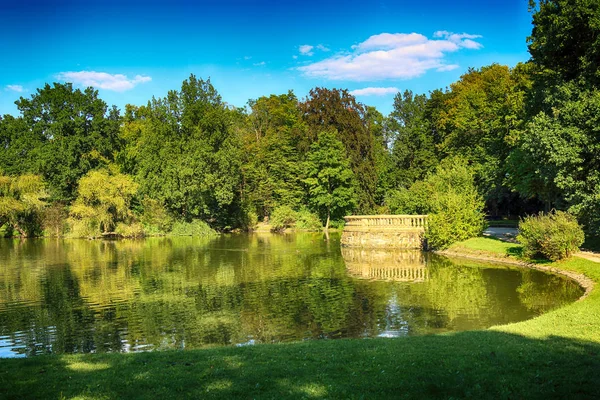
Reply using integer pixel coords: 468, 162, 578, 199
341, 229, 425, 249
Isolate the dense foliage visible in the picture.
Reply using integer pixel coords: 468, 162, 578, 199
0, 0, 597, 247
387, 158, 486, 249
517, 211, 584, 261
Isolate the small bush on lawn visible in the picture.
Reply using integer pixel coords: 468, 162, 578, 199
270, 206, 297, 232
517, 211, 584, 261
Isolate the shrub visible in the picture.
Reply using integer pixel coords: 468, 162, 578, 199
139, 198, 173, 234
329, 219, 346, 230
115, 222, 145, 238
67, 218, 101, 239
241, 209, 258, 231
169, 219, 216, 236
270, 206, 297, 232
426, 191, 487, 249
386, 157, 486, 249
295, 209, 322, 231
517, 211, 584, 261
43, 203, 68, 237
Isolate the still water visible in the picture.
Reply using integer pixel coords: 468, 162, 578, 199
0, 233, 583, 357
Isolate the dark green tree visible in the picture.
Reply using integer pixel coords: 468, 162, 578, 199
528, 0, 600, 90
303, 131, 357, 229
121, 75, 243, 230
388, 90, 438, 188
14, 83, 121, 201
300, 88, 377, 213
242, 92, 305, 219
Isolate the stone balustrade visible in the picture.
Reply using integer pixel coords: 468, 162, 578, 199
341, 215, 428, 249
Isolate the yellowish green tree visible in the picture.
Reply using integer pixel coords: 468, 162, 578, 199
68, 169, 138, 238
0, 173, 47, 236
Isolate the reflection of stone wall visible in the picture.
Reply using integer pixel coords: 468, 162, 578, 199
341, 248, 428, 282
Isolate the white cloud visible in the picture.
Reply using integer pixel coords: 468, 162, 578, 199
299, 45, 314, 56
299, 44, 330, 56
253, 61, 266, 66
244, 56, 252, 60
433, 31, 483, 49
437, 64, 459, 72
349, 87, 400, 96
298, 31, 482, 81
56, 71, 152, 92
354, 33, 428, 51
5, 85, 24, 92
292, 55, 298, 59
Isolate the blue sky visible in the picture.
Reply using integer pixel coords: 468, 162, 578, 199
0, 0, 532, 116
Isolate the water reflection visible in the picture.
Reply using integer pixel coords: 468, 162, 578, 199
0, 234, 583, 357
342, 248, 428, 282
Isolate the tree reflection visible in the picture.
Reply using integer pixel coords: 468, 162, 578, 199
0, 235, 583, 357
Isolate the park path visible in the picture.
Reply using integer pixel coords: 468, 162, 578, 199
483, 227, 518, 242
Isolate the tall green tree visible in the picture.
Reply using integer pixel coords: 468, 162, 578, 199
437, 64, 530, 215
0, 115, 39, 176
303, 131, 357, 229
528, 0, 600, 90
388, 90, 438, 188
301, 88, 377, 213
120, 75, 243, 229
242, 92, 305, 219
508, 1, 600, 236
15, 83, 121, 201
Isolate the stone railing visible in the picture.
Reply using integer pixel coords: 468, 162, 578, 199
344, 215, 427, 229
341, 215, 428, 249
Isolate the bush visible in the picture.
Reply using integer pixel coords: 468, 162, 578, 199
139, 198, 173, 234
517, 211, 584, 261
296, 209, 322, 231
115, 222, 145, 238
426, 191, 487, 249
270, 205, 297, 232
241, 209, 258, 231
169, 219, 216, 236
386, 157, 487, 249
67, 218, 101, 239
329, 219, 346, 230
43, 203, 68, 237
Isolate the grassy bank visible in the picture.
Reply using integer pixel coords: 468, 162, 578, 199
1, 238, 599, 399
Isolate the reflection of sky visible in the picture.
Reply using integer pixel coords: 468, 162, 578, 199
377, 292, 409, 338
0, 336, 26, 358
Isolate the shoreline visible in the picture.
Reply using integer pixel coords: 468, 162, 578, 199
434, 248, 596, 301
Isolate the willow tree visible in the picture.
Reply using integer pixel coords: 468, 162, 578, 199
0, 173, 47, 236
68, 169, 138, 238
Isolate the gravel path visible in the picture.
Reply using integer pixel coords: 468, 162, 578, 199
483, 227, 518, 242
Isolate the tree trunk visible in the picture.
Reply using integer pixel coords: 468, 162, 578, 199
325, 207, 330, 230
12, 222, 27, 238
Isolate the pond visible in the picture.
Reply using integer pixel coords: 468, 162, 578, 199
0, 233, 583, 357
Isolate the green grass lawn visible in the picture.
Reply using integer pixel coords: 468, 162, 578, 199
448, 236, 523, 258
1, 238, 599, 399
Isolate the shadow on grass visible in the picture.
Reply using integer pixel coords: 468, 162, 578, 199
2, 330, 600, 399
506, 246, 525, 259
